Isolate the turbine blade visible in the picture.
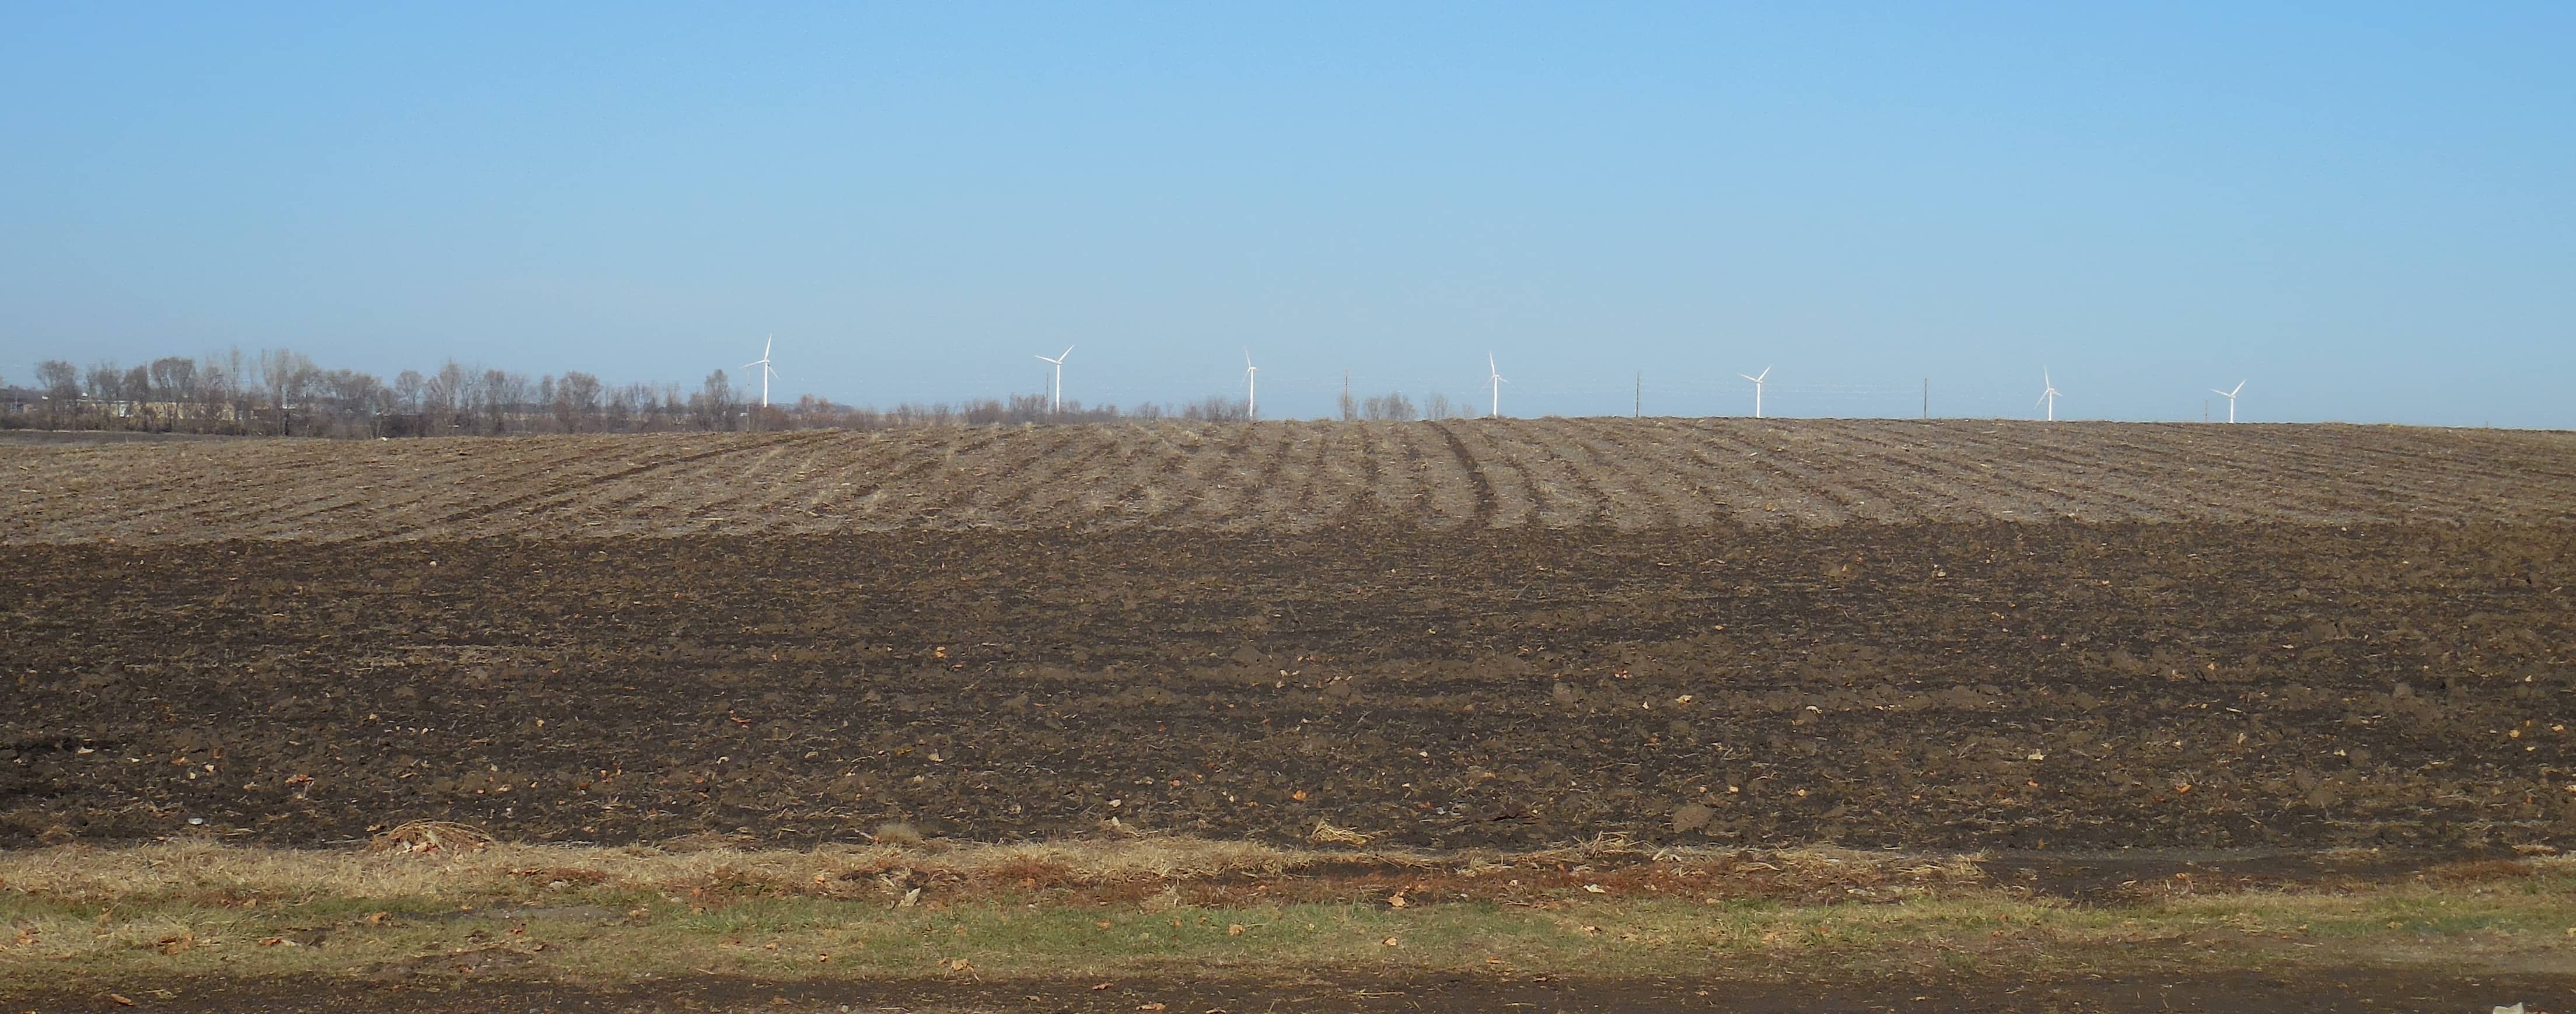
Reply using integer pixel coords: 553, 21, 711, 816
1060, 345, 1075, 360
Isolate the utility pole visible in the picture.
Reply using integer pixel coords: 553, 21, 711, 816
1923, 377, 1928, 419
1634, 371, 1641, 418
2204, 400, 2209, 423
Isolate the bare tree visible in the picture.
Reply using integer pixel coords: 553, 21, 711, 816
553, 371, 603, 433
393, 369, 424, 412
480, 369, 534, 435
425, 360, 467, 433
1424, 393, 1456, 421
15, 346, 1251, 438
1361, 391, 1417, 422
149, 357, 200, 404
1180, 394, 1248, 422
195, 353, 236, 426
659, 383, 687, 428
697, 370, 736, 431
85, 361, 126, 403
218, 347, 249, 424
605, 382, 653, 431
36, 360, 79, 404
319, 368, 387, 433
257, 348, 319, 433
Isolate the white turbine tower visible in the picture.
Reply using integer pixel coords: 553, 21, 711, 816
2211, 380, 2245, 423
1739, 366, 1771, 419
2037, 369, 2062, 422
1486, 352, 1507, 418
1034, 345, 1073, 415
741, 335, 778, 409
1243, 348, 1259, 422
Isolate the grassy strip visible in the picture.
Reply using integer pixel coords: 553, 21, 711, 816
2, 842, 2572, 989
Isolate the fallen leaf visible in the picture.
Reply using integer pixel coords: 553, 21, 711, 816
1140, 1005, 1167, 1012
1381, 936, 1400, 947
1226, 924, 1245, 936
1582, 884, 1606, 894
109, 996, 136, 1008
1386, 893, 1407, 908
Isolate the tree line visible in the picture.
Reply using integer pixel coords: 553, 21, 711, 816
2, 349, 1477, 438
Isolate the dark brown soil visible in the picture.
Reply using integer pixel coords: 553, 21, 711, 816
5, 522, 2571, 853
14, 969, 2575, 1012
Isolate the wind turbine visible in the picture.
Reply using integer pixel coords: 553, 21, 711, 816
1486, 352, 1507, 418
2211, 380, 2245, 424
1739, 366, 1771, 418
1034, 345, 1073, 414
741, 335, 779, 409
1243, 348, 1259, 421
2037, 369, 2061, 422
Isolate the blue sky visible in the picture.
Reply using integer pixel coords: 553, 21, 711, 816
4, 3, 2570, 425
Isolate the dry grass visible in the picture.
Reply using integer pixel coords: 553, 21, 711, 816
0, 834, 1975, 907
365, 820, 495, 856
2, 838, 2572, 993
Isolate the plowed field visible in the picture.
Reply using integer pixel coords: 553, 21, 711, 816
5, 419, 2573, 544
2, 421, 2572, 854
